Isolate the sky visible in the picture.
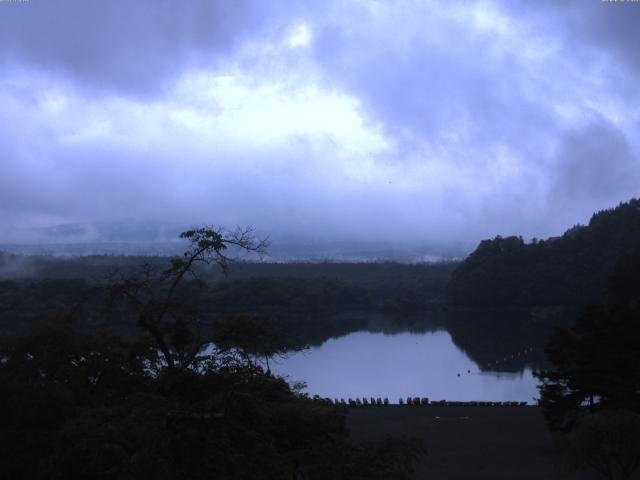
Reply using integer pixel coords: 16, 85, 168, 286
0, 0, 639, 247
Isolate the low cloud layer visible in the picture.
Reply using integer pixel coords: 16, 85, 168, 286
1, 0, 639, 247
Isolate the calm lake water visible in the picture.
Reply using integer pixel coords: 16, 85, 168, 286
273, 330, 540, 404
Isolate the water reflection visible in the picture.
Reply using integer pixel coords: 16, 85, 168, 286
273, 330, 539, 404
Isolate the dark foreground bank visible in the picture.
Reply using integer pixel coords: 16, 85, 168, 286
347, 405, 610, 480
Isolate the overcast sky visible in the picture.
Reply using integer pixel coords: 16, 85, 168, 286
1, 0, 639, 246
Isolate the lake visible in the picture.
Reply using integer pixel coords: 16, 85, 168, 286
273, 329, 540, 404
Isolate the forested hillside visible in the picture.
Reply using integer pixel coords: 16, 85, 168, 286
449, 198, 640, 308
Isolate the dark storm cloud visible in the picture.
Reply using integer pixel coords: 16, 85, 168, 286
497, 0, 640, 223
0, 139, 161, 221
550, 115, 638, 208
0, 0, 267, 95
308, 0, 637, 150
0, 0, 639, 248
503, 0, 640, 74
312, 9, 551, 158
306, 0, 640, 234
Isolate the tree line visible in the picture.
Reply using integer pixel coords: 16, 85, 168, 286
0, 227, 425, 479
449, 198, 640, 309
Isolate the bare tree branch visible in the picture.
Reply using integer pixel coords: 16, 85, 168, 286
104, 225, 269, 370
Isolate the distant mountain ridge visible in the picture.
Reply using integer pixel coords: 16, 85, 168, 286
32, 220, 186, 244
1, 220, 470, 262
449, 198, 640, 308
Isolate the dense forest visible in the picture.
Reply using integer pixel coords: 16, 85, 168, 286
537, 244, 640, 428
3, 197, 639, 370
449, 198, 640, 310
0, 228, 427, 479
0, 317, 426, 479
2, 199, 640, 478
533, 244, 640, 480
0, 257, 455, 350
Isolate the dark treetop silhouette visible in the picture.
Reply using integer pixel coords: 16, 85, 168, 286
0, 226, 425, 479
106, 226, 268, 369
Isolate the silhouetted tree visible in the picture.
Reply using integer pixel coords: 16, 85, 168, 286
450, 198, 640, 309
0, 315, 425, 479
1, 226, 429, 478
559, 409, 640, 480
106, 226, 268, 369
211, 314, 305, 372
536, 247, 640, 430
536, 247, 640, 479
